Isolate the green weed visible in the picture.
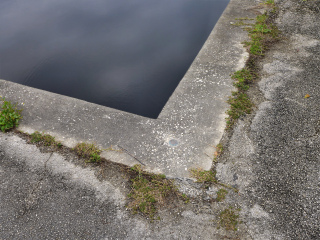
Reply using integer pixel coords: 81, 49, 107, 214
243, 13, 280, 56
226, 68, 256, 127
231, 68, 256, 91
73, 142, 102, 163
0, 97, 22, 132
226, 92, 253, 127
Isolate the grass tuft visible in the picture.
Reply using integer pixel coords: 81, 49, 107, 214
243, 13, 280, 56
226, 92, 253, 127
0, 97, 22, 132
231, 68, 256, 91
127, 165, 188, 218
218, 206, 241, 231
189, 168, 217, 183
216, 189, 228, 202
30, 131, 62, 148
73, 142, 102, 163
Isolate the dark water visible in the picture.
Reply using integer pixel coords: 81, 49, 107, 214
0, 0, 229, 118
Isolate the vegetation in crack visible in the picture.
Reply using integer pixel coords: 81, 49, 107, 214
189, 168, 217, 183
218, 206, 241, 231
127, 164, 189, 219
0, 97, 22, 132
30, 131, 63, 148
226, 4, 280, 129
73, 142, 102, 163
216, 188, 228, 202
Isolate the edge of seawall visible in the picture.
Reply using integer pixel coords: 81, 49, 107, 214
0, 0, 259, 178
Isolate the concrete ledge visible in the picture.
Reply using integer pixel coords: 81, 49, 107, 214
0, 0, 258, 178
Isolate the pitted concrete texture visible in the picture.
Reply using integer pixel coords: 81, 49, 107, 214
0, 0, 257, 178
0, 132, 251, 240
216, 0, 320, 239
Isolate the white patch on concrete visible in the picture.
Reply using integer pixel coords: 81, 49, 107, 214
177, 181, 204, 197
292, 34, 320, 48
250, 204, 270, 219
215, 162, 234, 184
18, 125, 79, 148
263, 60, 301, 75
181, 210, 214, 221
101, 150, 139, 167
206, 185, 219, 198
259, 74, 285, 100
290, 34, 320, 57
216, 121, 256, 192
18, 125, 35, 134
229, 121, 254, 159
115, 210, 151, 239
0, 133, 125, 204
259, 60, 302, 100
235, 43, 250, 71
251, 101, 273, 132
203, 145, 216, 159
47, 153, 124, 204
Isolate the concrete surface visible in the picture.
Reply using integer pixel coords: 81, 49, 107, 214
0, 131, 250, 239
0, 0, 253, 178
216, 0, 320, 239
1, 0, 319, 239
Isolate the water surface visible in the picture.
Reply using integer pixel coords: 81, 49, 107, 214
0, 0, 229, 118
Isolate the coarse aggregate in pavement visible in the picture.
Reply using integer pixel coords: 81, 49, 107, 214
217, 0, 320, 239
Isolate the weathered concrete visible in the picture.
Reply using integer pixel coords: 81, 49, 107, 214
0, 0, 254, 178
2, 0, 320, 239
0, 131, 251, 239
216, 0, 320, 239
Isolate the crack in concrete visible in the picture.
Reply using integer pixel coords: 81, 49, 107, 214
20, 152, 54, 216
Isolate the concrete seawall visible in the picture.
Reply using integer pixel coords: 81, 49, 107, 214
0, 0, 257, 178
